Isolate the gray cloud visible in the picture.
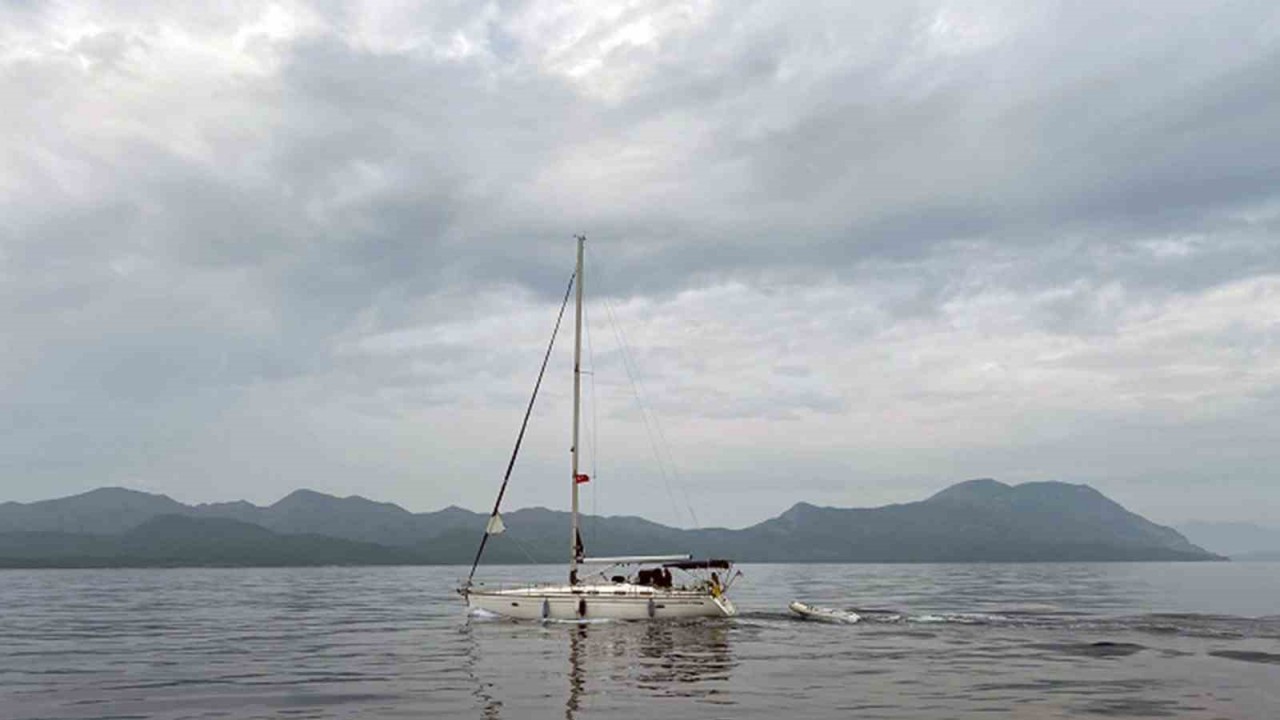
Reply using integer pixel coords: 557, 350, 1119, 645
2, 1, 1278, 527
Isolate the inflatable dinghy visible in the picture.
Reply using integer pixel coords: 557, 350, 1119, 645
789, 601, 861, 623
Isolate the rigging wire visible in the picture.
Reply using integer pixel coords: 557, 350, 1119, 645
601, 294, 694, 528
465, 271, 576, 585
502, 528, 544, 565
587, 245, 700, 529
584, 295, 600, 549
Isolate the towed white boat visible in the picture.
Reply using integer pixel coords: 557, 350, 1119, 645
459, 237, 738, 620
789, 600, 861, 623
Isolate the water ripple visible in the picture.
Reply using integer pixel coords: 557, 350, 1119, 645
1, 563, 1279, 718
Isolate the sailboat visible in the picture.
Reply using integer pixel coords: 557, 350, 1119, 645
459, 236, 738, 620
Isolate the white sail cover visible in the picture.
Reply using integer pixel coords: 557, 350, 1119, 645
485, 514, 506, 535
581, 554, 690, 565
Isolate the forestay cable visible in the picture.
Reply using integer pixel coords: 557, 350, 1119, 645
465, 272, 576, 585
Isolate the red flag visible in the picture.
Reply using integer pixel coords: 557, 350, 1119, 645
574, 473, 590, 484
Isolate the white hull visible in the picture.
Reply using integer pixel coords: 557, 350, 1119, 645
465, 583, 736, 620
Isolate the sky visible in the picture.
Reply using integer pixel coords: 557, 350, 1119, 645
2, 1, 1278, 529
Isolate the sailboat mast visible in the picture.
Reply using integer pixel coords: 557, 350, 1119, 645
569, 235, 585, 584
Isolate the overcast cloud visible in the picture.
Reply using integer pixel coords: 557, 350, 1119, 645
2, 0, 1278, 528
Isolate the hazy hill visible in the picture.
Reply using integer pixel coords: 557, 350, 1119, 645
1177, 521, 1280, 560
0, 487, 188, 534
0, 487, 477, 546
701, 480, 1214, 562
0, 480, 1221, 567
0, 515, 423, 568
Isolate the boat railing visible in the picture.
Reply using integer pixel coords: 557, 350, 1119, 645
462, 580, 566, 593
463, 580, 707, 596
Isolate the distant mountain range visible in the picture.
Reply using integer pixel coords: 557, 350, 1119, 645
0, 479, 1221, 568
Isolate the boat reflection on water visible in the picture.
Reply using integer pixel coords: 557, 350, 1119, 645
461, 618, 504, 720
565, 625, 586, 719
634, 620, 736, 693
464, 617, 737, 718
566, 619, 735, 718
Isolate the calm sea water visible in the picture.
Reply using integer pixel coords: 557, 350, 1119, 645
2, 563, 1279, 719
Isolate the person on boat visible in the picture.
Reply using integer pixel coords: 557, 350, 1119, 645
650, 568, 670, 588
709, 571, 722, 597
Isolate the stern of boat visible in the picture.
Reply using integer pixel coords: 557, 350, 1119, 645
712, 594, 737, 617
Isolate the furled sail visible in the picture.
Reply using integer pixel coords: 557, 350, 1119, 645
485, 514, 506, 535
